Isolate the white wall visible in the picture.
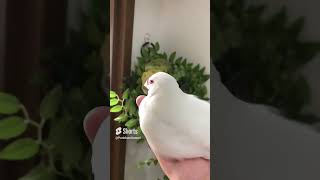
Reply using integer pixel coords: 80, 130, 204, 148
125, 0, 210, 179
131, 0, 210, 93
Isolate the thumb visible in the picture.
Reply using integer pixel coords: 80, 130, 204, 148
153, 151, 177, 176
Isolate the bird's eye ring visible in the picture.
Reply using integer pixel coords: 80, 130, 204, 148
149, 80, 154, 84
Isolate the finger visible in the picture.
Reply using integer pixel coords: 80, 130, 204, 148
152, 151, 178, 176
179, 158, 210, 180
136, 95, 146, 107
83, 106, 109, 143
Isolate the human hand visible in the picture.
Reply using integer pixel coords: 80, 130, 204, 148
83, 106, 109, 143
155, 152, 210, 180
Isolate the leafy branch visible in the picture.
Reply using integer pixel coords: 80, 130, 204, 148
0, 86, 63, 178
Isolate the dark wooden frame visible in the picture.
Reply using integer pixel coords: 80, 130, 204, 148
0, 0, 6, 89
110, 0, 135, 179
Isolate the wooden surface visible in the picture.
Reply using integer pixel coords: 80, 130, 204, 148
110, 0, 136, 179
0, 0, 6, 90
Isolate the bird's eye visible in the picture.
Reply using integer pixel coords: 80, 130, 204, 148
149, 80, 154, 84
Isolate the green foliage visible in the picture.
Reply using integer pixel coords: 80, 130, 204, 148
161, 175, 170, 180
110, 105, 122, 113
0, 116, 27, 140
0, 138, 39, 160
110, 90, 117, 98
0, 92, 21, 114
39, 86, 63, 120
19, 165, 57, 180
212, 0, 320, 124
138, 158, 158, 168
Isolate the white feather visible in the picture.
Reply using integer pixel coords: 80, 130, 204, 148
139, 72, 210, 160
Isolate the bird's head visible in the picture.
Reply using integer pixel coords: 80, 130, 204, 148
144, 72, 180, 96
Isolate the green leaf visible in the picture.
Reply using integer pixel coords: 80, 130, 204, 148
0, 92, 21, 115
126, 99, 137, 115
47, 116, 83, 171
141, 48, 148, 57
110, 90, 117, 98
194, 64, 200, 71
155, 42, 160, 51
138, 158, 158, 168
40, 86, 62, 119
125, 119, 138, 129
110, 98, 119, 106
122, 89, 129, 99
0, 138, 39, 160
203, 74, 210, 81
169, 52, 176, 62
110, 105, 122, 112
0, 116, 27, 140
137, 57, 145, 65
175, 57, 182, 64
19, 165, 57, 180
114, 113, 127, 122
163, 175, 170, 180
163, 52, 168, 59
182, 58, 187, 65
200, 67, 206, 74
149, 48, 156, 56
136, 126, 143, 136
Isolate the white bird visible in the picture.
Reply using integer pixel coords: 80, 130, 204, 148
137, 72, 210, 160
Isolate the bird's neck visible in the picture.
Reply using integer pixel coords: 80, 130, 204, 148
147, 87, 184, 101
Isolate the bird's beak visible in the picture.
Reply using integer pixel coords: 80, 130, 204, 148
144, 80, 149, 89
142, 80, 149, 95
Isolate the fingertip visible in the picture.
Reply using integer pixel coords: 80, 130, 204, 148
83, 106, 109, 143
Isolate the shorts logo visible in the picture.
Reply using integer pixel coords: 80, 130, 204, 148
115, 127, 141, 140
115, 127, 122, 135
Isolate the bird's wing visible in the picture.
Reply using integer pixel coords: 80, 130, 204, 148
176, 94, 211, 157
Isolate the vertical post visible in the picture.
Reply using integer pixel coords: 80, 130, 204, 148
110, 0, 135, 179
0, 4, 6, 179
0, 0, 6, 90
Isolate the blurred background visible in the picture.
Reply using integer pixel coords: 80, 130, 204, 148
212, 0, 320, 179
0, 0, 108, 179
213, 0, 320, 130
